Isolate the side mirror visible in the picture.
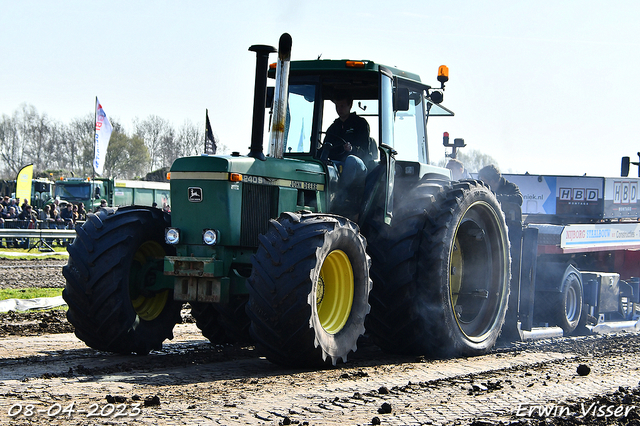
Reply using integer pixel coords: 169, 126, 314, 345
621, 156, 630, 177
429, 91, 444, 104
394, 88, 410, 111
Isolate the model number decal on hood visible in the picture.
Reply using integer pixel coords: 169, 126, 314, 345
242, 175, 324, 191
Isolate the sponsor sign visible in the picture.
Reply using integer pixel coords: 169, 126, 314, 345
561, 223, 640, 250
604, 178, 640, 218
504, 174, 603, 217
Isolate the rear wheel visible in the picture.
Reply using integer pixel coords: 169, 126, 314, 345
62, 207, 180, 354
189, 302, 228, 344
190, 297, 251, 344
246, 212, 372, 367
215, 296, 252, 343
367, 180, 511, 357
534, 263, 584, 335
553, 265, 584, 334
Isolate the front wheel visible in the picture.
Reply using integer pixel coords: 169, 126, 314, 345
246, 212, 372, 367
62, 207, 181, 354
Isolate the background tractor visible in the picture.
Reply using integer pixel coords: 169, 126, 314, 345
63, 33, 512, 366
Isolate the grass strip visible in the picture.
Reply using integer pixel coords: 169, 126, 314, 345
0, 246, 68, 260
0, 287, 64, 301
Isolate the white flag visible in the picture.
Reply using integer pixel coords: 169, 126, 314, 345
94, 98, 113, 175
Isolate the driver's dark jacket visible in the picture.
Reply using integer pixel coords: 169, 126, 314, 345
324, 112, 370, 162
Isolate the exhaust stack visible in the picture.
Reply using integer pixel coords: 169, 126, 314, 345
268, 33, 292, 159
248, 43, 277, 160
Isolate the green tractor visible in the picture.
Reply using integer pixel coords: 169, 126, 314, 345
63, 34, 511, 366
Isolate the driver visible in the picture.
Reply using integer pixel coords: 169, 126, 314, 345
324, 90, 369, 188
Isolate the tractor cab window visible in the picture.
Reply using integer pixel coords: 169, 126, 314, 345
321, 98, 379, 145
320, 95, 379, 168
282, 84, 315, 154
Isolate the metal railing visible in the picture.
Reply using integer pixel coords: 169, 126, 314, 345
0, 220, 78, 252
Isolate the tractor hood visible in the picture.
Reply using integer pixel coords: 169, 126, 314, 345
168, 154, 328, 249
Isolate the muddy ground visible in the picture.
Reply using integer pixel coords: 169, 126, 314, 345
1, 257, 640, 425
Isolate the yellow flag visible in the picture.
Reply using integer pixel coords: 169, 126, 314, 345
15, 164, 33, 205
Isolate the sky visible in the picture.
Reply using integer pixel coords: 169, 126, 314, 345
2, 1, 640, 177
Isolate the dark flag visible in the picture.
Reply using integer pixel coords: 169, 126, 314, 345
205, 109, 217, 154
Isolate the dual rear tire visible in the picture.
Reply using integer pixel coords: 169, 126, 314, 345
367, 180, 511, 357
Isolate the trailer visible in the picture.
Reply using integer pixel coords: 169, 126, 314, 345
501, 173, 640, 340
52, 177, 170, 210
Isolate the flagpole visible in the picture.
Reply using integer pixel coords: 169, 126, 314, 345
205, 109, 207, 154
205, 109, 209, 155
93, 96, 97, 180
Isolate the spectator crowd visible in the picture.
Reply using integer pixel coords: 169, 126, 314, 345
0, 196, 87, 248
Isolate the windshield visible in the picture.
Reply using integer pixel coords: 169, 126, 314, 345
55, 183, 92, 201
283, 84, 315, 154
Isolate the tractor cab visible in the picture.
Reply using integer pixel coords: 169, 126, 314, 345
273, 60, 454, 161
265, 59, 455, 221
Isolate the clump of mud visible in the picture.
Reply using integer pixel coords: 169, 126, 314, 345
0, 309, 73, 336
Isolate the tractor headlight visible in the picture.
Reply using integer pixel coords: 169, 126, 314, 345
202, 229, 219, 246
165, 228, 180, 245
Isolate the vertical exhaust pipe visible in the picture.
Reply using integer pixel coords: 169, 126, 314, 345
248, 43, 276, 160
268, 33, 292, 159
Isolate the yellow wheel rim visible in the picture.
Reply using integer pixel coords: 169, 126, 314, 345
450, 236, 463, 307
130, 241, 168, 321
317, 250, 354, 334
131, 290, 169, 321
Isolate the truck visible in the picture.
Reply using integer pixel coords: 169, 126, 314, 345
1, 178, 53, 209
62, 33, 639, 368
52, 177, 170, 210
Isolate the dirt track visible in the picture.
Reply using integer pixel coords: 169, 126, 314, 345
1, 258, 640, 425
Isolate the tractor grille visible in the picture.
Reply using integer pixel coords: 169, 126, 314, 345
240, 183, 278, 247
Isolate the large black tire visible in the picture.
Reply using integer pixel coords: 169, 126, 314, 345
191, 297, 252, 344
62, 207, 181, 355
246, 212, 372, 367
189, 302, 228, 344
367, 180, 511, 357
215, 296, 252, 343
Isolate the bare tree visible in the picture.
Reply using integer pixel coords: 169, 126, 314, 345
133, 115, 174, 172
0, 104, 45, 177
438, 149, 499, 174
0, 112, 20, 177
175, 120, 202, 158
43, 121, 70, 172
67, 114, 95, 176
159, 128, 176, 170
0, 104, 229, 181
